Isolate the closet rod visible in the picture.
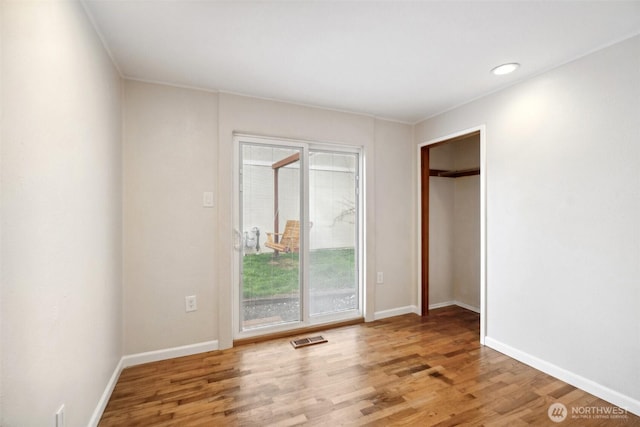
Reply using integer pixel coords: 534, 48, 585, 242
429, 167, 480, 178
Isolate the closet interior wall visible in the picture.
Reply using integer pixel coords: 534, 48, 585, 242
428, 135, 481, 311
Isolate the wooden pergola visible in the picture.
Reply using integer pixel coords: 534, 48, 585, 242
271, 152, 300, 244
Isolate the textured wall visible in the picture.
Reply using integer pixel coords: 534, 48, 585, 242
416, 35, 640, 412
1, 2, 122, 425
123, 81, 218, 354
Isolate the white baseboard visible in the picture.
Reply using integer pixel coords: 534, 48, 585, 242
485, 337, 640, 417
429, 300, 480, 313
89, 340, 219, 426
453, 300, 480, 313
121, 340, 219, 368
373, 301, 480, 320
374, 305, 419, 320
88, 357, 124, 427
429, 300, 455, 310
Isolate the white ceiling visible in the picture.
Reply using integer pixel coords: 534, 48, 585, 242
83, 1, 640, 123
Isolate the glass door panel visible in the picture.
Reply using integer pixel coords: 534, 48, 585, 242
240, 143, 302, 330
308, 151, 359, 316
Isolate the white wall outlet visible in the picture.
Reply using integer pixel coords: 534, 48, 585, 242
185, 295, 197, 312
55, 404, 65, 427
376, 272, 384, 284
202, 191, 215, 208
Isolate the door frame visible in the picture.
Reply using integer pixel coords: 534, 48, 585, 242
232, 134, 364, 340
416, 125, 487, 344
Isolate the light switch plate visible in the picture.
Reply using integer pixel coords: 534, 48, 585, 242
203, 191, 214, 207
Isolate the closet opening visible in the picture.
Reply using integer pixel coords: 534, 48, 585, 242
420, 130, 482, 322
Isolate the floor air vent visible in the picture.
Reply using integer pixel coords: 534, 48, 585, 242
290, 335, 327, 349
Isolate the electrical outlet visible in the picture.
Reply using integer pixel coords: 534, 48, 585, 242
55, 404, 65, 427
377, 272, 384, 284
185, 295, 197, 312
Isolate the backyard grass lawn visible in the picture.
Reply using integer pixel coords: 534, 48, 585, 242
242, 248, 355, 298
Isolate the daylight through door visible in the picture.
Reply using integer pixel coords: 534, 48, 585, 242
238, 137, 360, 335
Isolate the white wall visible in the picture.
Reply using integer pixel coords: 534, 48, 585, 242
374, 120, 416, 313
122, 89, 415, 351
428, 143, 455, 306
1, 2, 122, 425
452, 138, 480, 309
428, 176, 455, 305
416, 35, 640, 412
453, 175, 480, 308
123, 80, 218, 354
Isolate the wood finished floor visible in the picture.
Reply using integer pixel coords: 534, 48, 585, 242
100, 307, 639, 426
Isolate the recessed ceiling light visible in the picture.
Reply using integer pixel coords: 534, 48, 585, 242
491, 63, 520, 75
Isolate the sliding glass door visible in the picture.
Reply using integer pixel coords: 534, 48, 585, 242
236, 136, 360, 336
239, 143, 303, 330
308, 151, 359, 316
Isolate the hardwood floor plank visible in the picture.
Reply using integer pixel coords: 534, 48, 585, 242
99, 306, 640, 426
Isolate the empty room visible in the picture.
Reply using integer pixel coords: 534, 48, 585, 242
1, 1, 639, 426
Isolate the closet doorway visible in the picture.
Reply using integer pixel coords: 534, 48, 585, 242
419, 127, 486, 342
